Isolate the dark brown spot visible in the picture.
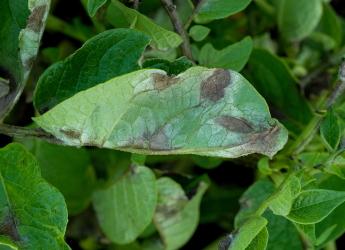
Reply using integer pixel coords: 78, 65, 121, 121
153, 73, 179, 91
0, 213, 20, 242
60, 129, 81, 139
216, 115, 254, 133
27, 5, 47, 33
200, 69, 231, 102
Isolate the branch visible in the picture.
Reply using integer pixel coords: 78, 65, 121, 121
133, 0, 139, 10
160, 0, 194, 60
0, 124, 63, 145
184, 0, 206, 29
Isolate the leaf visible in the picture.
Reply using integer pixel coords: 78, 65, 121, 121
320, 109, 341, 151
195, 0, 252, 23
92, 165, 157, 244
19, 139, 96, 215
199, 37, 253, 72
269, 175, 301, 216
287, 189, 345, 224
189, 25, 210, 42
33, 66, 288, 158
0, 143, 69, 249
153, 178, 208, 250
34, 29, 150, 113
246, 227, 268, 250
277, 0, 323, 41
106, 0, 182, 50
246, 49, 312, 129
325, 154, 345, 179
229, 216, 268, 250
87, 0, 107, 17
296, 223, 337, 246
142, 57, 194, 75
0, 0, 50, 119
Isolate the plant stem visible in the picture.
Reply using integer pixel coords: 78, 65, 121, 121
184, 0, 206, 29
287, 61, 345, 155
0, 124, 62, 145
160, 0, 194, 60
133, 0, 139, 9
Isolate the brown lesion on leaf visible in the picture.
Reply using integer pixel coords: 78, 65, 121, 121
27, 5, 47, 33
153, 73, 179, 91
60, 128, 81, 140
200, 69, 231, 102
0, 213, 21, 242
216, 115, 254, 133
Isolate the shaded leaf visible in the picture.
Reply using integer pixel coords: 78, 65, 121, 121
320, 108, 341, 151
92, 166, 157, 244
277, 0, 323, 41
106, 0, 182, 50
287, 189, 345, 224
87, 0, 108, 17
143, 57, 193, 75
0, 143, 69, 249
34, 29, 150, 113
0, 0, 50, 119
195, 0, 252, 23
199, 37, 253, 72
189, 25, 210, 42
153, 178, 208, 250
34, 67, 288, 158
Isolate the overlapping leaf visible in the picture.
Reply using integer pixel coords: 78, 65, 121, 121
34, 66, 288, 158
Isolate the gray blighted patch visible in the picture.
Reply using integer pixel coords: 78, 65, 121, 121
200, 69, 231, 102
216, 115, 254, 133
153, 73, 180, 91
27, 5, 47, 33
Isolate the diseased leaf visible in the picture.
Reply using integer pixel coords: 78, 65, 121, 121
106, 0, 182, 50
92, 165, 157, 244
0, 0, 50, 119
34, 29, 150, 113
195, 0, 252, 23
143, 57, 194, 76
199, 37, 253, 72
189, 25, 210, 42
287, 189, 345, 224
0, 143, 69, 249
277, 0, 323, 41
229, 216, 268, 250
33, 67, 288, 158
19, 139, 96, 215
87, 0, 107, 17
320, 108, 341, 151
153, 178, 208, 250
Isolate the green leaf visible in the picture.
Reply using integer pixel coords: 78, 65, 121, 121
0, 0, 50, 119
33, 67, 288, 158
229, 216, 268, 250
107, 0, 182, 50
269, 175, 301, 216
325, 153, 345, 179
277, 0, 323, 41
19, 139, 96, 215
189, 25, 211, 42
34, 29, 150, 113
92, 165, 157, 244
199, 37, 253, 72
153, 178, 208, 250
195, 0, 252, 23
87, 0, 107, 17
0, 143, 69, 249
246, 49, 312, 129
287, 189, 345, 224
320, 109, 341, 151
143, 57, 194, 75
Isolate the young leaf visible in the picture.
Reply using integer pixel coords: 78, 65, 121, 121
320, 109, 341, 151
34, 29, 150, 113
153, 178, 208, 250
0, 143, 69, 249
199, 37, 253, 72
143, 57, 194, 75
87, 0, 107, 17
287, 189, 345, 224
19, 139, 96, 215
277, 0, 323, 41
325, 154, 345, 179
33, 67, 288, 158
189, 25, 211, 42
0, 0, 50, 119
229, 216, 268, 250
106, 0, 182, 50
195, 0, 252, 23
92, 166, 157, 244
